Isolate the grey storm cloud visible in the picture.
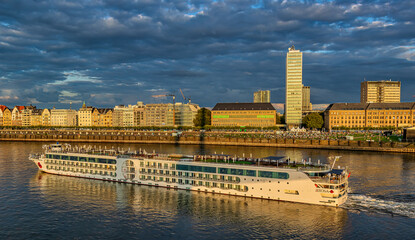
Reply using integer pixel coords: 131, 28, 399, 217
0, 0, 414, 108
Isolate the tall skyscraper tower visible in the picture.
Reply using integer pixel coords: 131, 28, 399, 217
285, 46, 303, 126
253, 90, 271, 103
360, 80, 401, 103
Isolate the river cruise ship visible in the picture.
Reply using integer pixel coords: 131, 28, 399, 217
29, 143, 349, 207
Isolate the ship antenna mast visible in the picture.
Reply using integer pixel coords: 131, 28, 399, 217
331, 156, 341, 170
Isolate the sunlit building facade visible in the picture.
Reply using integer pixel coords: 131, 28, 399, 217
78, 102, 93, 127
11, 106, 25, 126
360, 80, 401, 103
212, 103, 276, 127
50, 109, 78, 126
30, 109, 43, 126
42, 109, 51, 126
113, 102, 144, 127
92, 108, 113, 127
0, 106, 12, 126
324, 102, 415, 129
253, 90, 271, 103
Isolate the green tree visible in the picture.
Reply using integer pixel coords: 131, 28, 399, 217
275, 114, 281, 124
302, 112, 324, 129
193, 108, 211, 128
280, 114, 286, 124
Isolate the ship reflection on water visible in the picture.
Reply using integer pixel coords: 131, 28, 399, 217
31, 171, 348, 239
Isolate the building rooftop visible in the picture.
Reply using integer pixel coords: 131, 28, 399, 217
326, 102, 415, 111
325, 103, 369, 111
31, 109, 43, 115
367, 102, 415, 110
0, 105, 8, 112
212, 103, 276, 111
96, 108, 113, 114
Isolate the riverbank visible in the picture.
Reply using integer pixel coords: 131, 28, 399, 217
1, 130, 414, 153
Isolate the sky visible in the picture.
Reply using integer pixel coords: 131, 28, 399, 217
0, 0, 414, 109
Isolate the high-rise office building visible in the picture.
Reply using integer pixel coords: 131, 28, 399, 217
253, 90, 271, 103
302, 86, 312, 111
285, 46, 303, 126
360, 80, 401, 103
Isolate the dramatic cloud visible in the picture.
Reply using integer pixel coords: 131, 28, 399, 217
0, 0, 414, 108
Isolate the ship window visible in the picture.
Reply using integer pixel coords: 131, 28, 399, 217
98, 158, 107, 164
70, 156, 78, 161
176, 164, 216, 173
61, 155, 69, 160
219, 168, 256, 177
258, 171, 289, 179
245, 170, 256, 177
284, 190, 299, 195
219, 168, 228, 174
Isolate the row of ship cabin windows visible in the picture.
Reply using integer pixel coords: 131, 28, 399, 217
45, 159, 116, 171
45, 165, 117, 177
141, 162, 290, 179
139, 175, 249, 192
46, 154, 116, 164
140, 169, 242, 183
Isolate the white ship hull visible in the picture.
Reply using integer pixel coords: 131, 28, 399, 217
30, 150, 348, 207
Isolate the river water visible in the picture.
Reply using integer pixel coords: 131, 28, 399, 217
0, 142, 414, 239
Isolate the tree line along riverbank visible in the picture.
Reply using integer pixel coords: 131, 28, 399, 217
1, 130, 414, 153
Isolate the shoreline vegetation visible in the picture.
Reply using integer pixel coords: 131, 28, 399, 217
1, 129, 414, 153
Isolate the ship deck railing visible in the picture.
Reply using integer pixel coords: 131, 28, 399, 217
311, 176, 347, 185
29, 153, 42, 159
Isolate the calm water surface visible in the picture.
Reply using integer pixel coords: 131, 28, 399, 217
0, 142, 414, 239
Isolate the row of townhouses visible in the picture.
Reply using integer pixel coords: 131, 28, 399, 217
0, 102, 200, 127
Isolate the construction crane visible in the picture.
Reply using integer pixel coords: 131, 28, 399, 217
179, 89, 191, 103
151, 94, 176, 126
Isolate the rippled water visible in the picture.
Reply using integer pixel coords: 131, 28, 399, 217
1, 142, 414, 239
